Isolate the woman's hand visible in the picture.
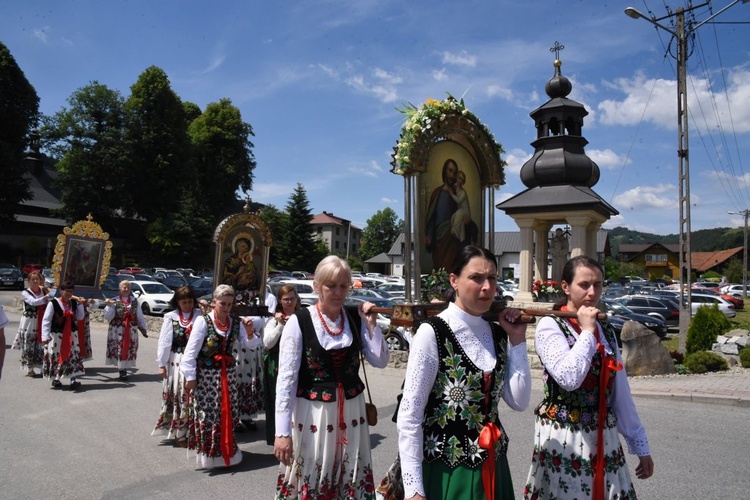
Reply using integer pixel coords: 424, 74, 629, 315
105, 298, 115, 306
274, 436, 294, 466
576, 306, 600, 333
358, 301, 377, 337
185, 379, 197, 394
635, 455, 654, 480
497, 307, 527, 346
158, 366, 167, 379
274, 312, 287, 325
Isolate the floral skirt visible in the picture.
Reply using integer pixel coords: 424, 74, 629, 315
16, 316, 44, 369
152, 351, 189, 440
105, 324, 139, 369
186, 366, 241, 468
523, 416, 637, 499
276, 395, 376, 500
78, 317, 93, 362
43, 330, 84, 380
233, 342, 263, 418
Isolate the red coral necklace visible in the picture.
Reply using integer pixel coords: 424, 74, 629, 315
316, 303, 344, 336
179, 309, 194, 327
214, 313, 229, 332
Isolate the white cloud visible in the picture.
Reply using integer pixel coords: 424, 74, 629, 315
597, 67, 750, 133
344, 67, 402, 103
200, 55, 226, 75
503, 148, 532, 174
486, 85, 513, 102
613, 183, 680, 210
34, 26, 50, 43
496, 192, 515, 204
316, 64, 338, 78
432, 68, 448, 81
381, 197, 398, 204
441, 50, 477, 68
587, 148, 630, 171
349, 160, 383, 178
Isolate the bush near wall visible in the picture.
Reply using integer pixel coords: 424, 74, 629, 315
685, 351, 729, 374
740, 348, 750, 369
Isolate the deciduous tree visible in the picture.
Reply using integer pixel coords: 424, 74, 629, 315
359, 207, 403, 260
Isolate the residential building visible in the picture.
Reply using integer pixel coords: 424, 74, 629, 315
311, 211, 361, 258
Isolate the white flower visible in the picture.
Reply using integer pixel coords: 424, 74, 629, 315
443, 378, 470, 409
424, 432, 442, 457
468, 436, 483, 461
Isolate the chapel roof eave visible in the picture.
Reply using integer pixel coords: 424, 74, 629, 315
496, 185, 618, 218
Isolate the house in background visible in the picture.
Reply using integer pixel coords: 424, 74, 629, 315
311, 211, 362, 258
692, 247, 742, 277
618, 243, 680, 280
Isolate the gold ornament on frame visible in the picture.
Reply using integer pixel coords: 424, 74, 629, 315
52, 214, 113, 291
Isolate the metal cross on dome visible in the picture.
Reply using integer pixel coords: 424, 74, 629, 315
550, 41, 565, 60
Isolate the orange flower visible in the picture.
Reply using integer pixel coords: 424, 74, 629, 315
425, 98, 439, 106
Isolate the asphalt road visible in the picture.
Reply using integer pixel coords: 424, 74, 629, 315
1, 290, 748, 499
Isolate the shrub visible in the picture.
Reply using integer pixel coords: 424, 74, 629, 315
740, 347, 750, 369
686, 306, 730, 355
685, 351, 729, 374
669, 350, 684, 364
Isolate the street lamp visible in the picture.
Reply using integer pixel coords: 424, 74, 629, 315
625, 0, 749, 353
729, 209, 749, 297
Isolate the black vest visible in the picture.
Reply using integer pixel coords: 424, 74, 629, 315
196, 315, 239, 370
50, 299, 79, 334
295, 306, 365, 402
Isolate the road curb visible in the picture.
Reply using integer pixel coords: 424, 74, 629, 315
630, 390, 750, 408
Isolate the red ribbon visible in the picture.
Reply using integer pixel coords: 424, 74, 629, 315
213, 351, 235, 466
478, 422, 502, 500
121, 309, 132, 361
36, 306, 44, 343
593, 344, 623, 500
59, 310, 74, 365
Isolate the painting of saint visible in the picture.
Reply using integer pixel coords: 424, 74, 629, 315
221, 234, 259, 292
63, 239, 102, 288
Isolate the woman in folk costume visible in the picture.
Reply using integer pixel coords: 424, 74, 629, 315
152, 285, 200, 447
104, 280, 148, 381
263, 284, 299, 446
41, 280, 86, 390
14, 271, 52, 377
274, 255, 389, 499
181, 285, 261, 469
523, 256, 654, 499
396, 246, 531, 500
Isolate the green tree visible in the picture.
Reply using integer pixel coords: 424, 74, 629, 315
359, 207, 404, 261
125, 66, 189, 222
279, 184, 324, 271
0, 41, 39, 224
258, 204, 288, 269
724, 257, 744, 284
188, 98, 256, 219
41, 82, 130, 225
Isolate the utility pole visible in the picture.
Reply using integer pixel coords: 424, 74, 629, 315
729, 209, 749, 297
625, 0, 749, 353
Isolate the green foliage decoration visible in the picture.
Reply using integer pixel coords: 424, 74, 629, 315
686, 305, 731, 355
684, 351, 728, 374
421, 268, 450, 302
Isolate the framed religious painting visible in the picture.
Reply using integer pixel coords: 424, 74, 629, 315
52, 215, 113, 293
213, 203, 273, 317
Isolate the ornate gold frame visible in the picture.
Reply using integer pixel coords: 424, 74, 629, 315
52, 214, 112, 291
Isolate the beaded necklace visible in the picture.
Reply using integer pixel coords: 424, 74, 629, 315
315, 302, 345, 336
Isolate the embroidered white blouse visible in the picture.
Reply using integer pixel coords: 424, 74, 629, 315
534, 315, 650, 456
156, 308, 201, 368
397, 302, 532, 499
41, 299, 86, 342
180, 312, 261, 381
274, 308, 389, 437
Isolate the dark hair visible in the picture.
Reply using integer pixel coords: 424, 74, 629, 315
59, 280, 75, 291
553, 255, 604, 310
441, 159, 457, 184
449, 245, 497, 276
276, 284, 300, 313
169, 285, 197, 309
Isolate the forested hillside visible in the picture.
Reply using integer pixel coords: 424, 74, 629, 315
607, 227, 744, 256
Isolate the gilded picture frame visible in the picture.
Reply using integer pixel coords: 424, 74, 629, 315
52, 215, 112, 293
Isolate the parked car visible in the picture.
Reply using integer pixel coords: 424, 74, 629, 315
41, 267, 56, 288
600, 300, 668, 339
344, 295, 395, 312
0, 268, 25, 290
291, 271, 314, 280
22, 262, 44, 276
153, 270, 189, 291
188, 277, 215, 297
376, 283, 406, 299
176, 268, 199, 280
720, 284, 746, 297
613, 295, 681, 326
688, 293, 736, 318
119, 267, 145, 275
127, 281, 175, 315
272, 279, 318, 306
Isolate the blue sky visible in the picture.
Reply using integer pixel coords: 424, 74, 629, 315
3, 0, 749, 235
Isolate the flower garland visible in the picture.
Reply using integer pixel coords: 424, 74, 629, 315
392, 94, 506, 178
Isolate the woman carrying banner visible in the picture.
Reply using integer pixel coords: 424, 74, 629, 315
41, 280, 86, 390
104, 280, 148, 381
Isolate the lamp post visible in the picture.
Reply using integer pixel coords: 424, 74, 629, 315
729, 209, 749, 297
625, 0, 749, 353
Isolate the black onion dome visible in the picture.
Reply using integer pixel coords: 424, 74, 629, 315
545, 60, 572, 98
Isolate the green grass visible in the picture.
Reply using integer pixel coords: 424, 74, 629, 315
660, 305, 750, 353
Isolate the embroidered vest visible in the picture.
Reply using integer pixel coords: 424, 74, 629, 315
295, 306, 365, 402
169, 316, 192, 354
109, 296, 139, 327
22, 289, 43, 317
50, 299, 79, 334
422, 316, 510, 469
197, 314, 238, 370
535, 316, 619, 430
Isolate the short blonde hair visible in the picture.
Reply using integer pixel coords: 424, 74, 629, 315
213, 284, 234, 300
314, 255, 351, 286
